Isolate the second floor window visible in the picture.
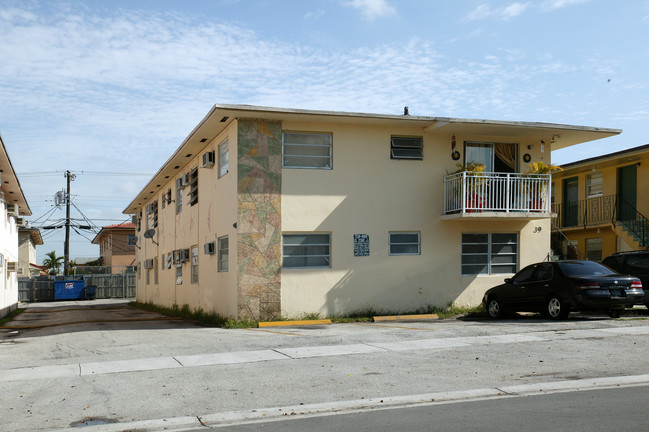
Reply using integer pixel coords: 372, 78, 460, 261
586, 172, 603, 198
189, 168, 198, 206
283, 132, 332, 169
219, 139, 229, 178
391, 136, 423, 160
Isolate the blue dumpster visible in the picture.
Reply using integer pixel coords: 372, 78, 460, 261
54, 279, 86, 300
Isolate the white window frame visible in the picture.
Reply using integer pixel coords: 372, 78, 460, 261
461, 233, 518, 275
585, 237, 602, 262
282, 233, 331, 268
282, 132, 332, 169
388, 232, 421, 255
218, 139, 229, 178
586, 171, 603, 198
390, 136, 423, 160
218, 236, 229, 272
191, 246, 199, 283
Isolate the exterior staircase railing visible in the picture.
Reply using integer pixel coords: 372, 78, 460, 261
616, 196, 649, 248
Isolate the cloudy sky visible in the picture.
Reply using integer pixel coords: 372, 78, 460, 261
1, 0, 648, 263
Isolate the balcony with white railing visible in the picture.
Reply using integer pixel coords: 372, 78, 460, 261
443, 172, 552, 218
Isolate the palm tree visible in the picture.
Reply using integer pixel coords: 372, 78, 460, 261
43, 251, 63, 275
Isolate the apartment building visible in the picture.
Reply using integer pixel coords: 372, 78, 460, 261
0, 134, 32, 318
552, 144, 649, 260
124, 104, 620, 320
91, 222, 137, 273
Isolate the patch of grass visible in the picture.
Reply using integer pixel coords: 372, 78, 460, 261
130, 301, 486, 328
0, 307, 24, 326
330, 303, 486, 322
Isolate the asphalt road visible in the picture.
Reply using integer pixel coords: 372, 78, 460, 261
218, 385, 649, 432
2, 300, 649, 431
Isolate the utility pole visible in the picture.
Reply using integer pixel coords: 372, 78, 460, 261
63, 170, 75, 276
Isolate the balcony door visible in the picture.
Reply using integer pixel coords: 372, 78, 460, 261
465, 142, 517, 174
563, 177, 578, 227
618, 164, 637, 221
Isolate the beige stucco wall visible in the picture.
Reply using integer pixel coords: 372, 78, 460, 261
18, 231, 36, 276
280, 121, 550, 316
136, 122, 239, 317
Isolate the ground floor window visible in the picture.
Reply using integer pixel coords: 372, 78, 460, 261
282, 233, 330, 268
389, 232, 420, 255
191, 246, 199, 283
154, 256, 158, 284
461, 233, 517, 275
585, 237, 602, 262
218, 236, 229, 272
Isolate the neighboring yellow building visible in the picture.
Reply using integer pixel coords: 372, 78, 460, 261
91, 222, 137, 273
123, 104, 620, 320
551, 144, 649, 261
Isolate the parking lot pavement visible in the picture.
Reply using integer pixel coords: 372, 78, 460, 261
2, 300, 649, 431
1, 299, 182, 330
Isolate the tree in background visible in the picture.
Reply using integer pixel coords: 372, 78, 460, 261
42, 251, 63, 275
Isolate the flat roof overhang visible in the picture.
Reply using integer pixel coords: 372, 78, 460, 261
123, 104, 621, 214
554, 143, 649, 178
0, 134, 31, 216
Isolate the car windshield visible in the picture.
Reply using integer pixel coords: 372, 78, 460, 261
558, 261, 616, 277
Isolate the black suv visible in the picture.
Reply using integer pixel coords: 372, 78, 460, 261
602, 251, 649, 306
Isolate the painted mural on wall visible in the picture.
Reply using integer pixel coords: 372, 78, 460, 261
236, 118, 282, 319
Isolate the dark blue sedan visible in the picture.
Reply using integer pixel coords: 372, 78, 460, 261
483, 260, 644, 320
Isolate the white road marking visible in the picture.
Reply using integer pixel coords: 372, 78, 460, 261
174, 349, 287, 367
1, 325, 648, 382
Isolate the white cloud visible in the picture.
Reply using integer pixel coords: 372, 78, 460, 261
342, 0, 396, 20
541, 0, 590, 11
463, 4, 493, 21
465, 0, 588, 21
305, 9, 325, 19
502, 2, 531, 19
463, 2, 531, 21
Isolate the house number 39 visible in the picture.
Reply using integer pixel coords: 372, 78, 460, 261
533, 227, 542, 233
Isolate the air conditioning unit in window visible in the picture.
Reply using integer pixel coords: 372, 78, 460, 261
179, 248, 190, 262
204, 241, 216, 255
131, 215, 137, 224
202, 151, 215, 168
7, 262, 18, 272
6, 204, 18, 216
144, 259, 154, 269
17, 267, 26, 276
181, 174, 190, 187
16, 217, 26, 227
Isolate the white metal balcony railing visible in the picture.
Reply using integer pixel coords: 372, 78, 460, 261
443, 172, 551, 214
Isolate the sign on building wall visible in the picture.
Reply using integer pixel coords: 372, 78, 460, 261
353, 234, 370, 257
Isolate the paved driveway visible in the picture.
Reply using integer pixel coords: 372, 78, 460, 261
1, 299, 182, 331
2, 300, 649, 431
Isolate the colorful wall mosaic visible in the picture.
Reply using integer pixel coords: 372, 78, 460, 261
237, 118, 282, 320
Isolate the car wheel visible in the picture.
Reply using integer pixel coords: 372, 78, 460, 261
545, 295, 569, 320
608, 309, 622, 319
487, 296, 503, 319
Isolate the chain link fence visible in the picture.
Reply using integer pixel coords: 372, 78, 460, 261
19, 266, 136, 302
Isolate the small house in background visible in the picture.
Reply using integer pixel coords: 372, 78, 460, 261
0, 133, 32, 318
18, 226, 43, 277
551, 144, 649, 260
91, 222, 136, 273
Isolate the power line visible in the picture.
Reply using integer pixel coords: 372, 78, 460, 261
17, 170, 152, 177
